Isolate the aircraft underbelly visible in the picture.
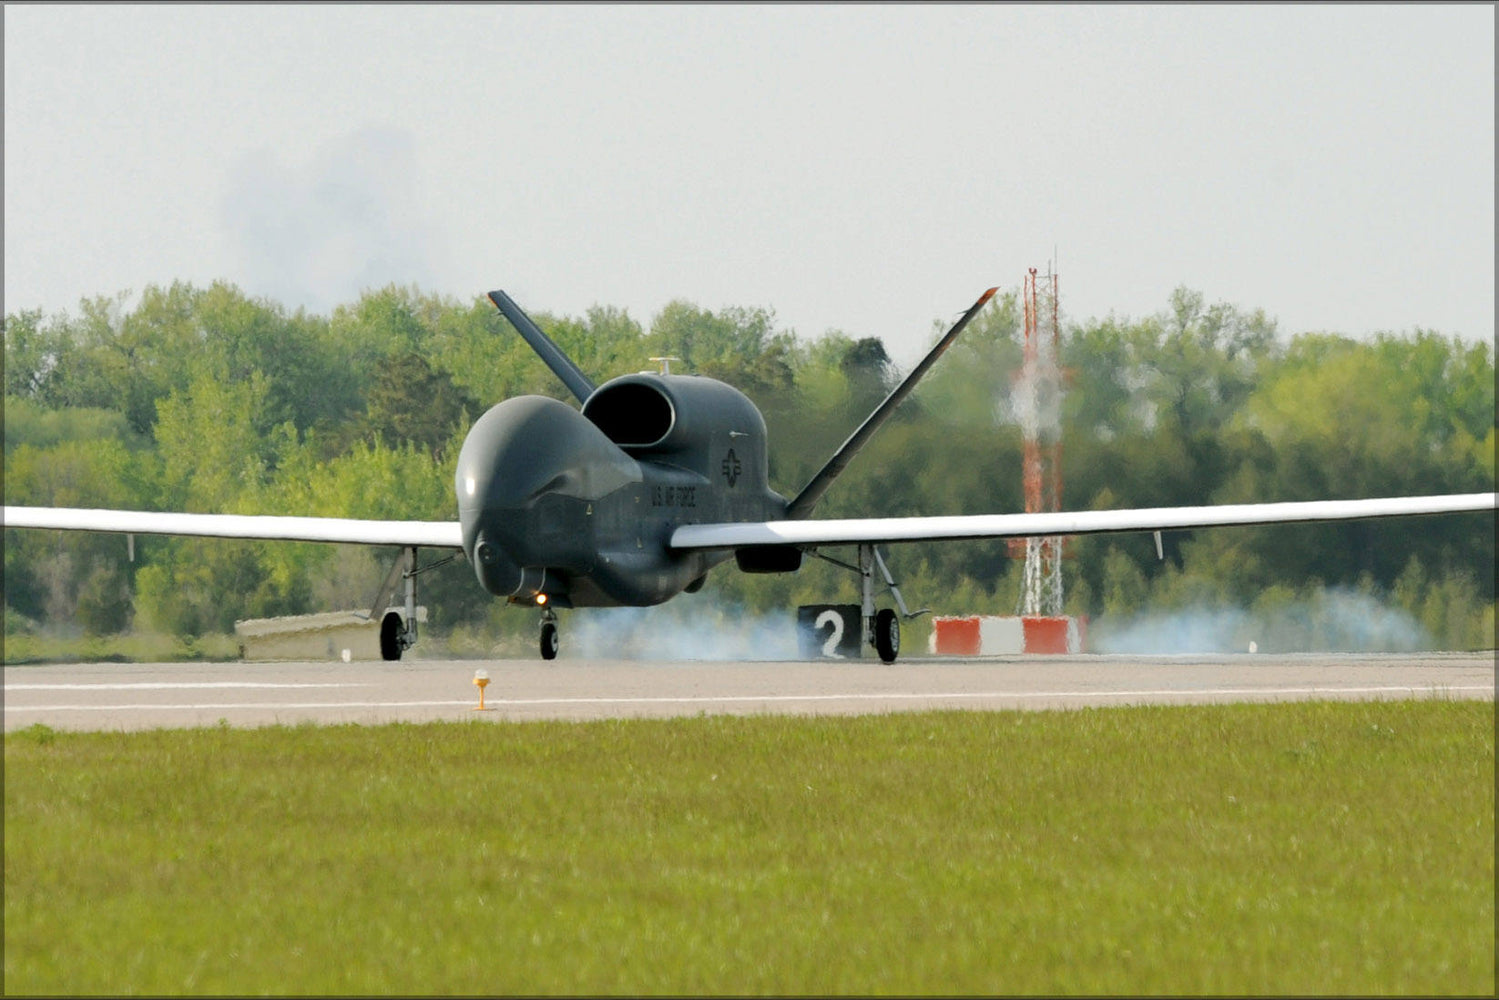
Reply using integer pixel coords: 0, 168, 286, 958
570, 547, 730, 607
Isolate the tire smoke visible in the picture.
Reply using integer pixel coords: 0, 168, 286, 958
1092, 588, 1431, 654
563, 601, 800, 661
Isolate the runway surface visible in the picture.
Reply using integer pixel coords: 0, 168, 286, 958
4, 652, 1493, 732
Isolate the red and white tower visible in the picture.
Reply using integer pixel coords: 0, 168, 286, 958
929, 266, 1085, 656
1015, 266, 1064, 616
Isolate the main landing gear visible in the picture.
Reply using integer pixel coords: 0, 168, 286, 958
809, 543, 926, 663
367, 546, 458, 661
873, 607, 900, 663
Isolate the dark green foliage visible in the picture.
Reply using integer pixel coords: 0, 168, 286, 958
3, 281, 1493, 645
361, 352, 477, 457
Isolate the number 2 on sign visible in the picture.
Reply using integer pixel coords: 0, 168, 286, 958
815, 608, 845, 659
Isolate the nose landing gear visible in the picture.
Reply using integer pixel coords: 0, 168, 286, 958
540, 608, 560, 660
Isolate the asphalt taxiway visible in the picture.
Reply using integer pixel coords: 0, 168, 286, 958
3, 652, 1493, 732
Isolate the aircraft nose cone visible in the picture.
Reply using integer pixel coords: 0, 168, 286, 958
455, 394, 640, 598
458, 397, 638, 509
458, 397, 572, 518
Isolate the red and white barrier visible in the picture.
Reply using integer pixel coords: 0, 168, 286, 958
928, 615, 1086, 655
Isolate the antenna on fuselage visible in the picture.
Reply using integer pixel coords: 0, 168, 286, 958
487, 290, 597, 404
647, 356, 682, 376
786, 286, 998, 519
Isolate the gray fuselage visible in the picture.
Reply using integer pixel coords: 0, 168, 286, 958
455, 372, 788, 607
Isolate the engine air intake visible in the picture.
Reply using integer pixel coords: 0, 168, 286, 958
584, 381, 675, 448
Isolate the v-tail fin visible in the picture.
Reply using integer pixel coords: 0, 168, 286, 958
785, 286, 998, 519
488, 290, 597, 404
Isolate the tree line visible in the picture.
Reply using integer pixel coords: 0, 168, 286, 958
4, 281, 1493, 650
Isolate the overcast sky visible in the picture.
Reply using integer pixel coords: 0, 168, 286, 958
5, 5, 1493, 367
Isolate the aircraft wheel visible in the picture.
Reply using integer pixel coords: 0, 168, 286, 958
379, 612, 404, 661
540, 621, 560, 660
874, 608, 900, 663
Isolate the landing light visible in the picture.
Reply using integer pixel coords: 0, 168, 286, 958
536, 593, 548, 606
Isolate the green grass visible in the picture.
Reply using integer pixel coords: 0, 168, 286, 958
2, 629, 242, 665
5, 701, 1494, 995
2, 625, 546, 664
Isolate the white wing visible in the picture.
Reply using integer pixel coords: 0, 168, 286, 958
2, 506, 464, 549
9, 493, 1492, 553
670, 493, 1496, 549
